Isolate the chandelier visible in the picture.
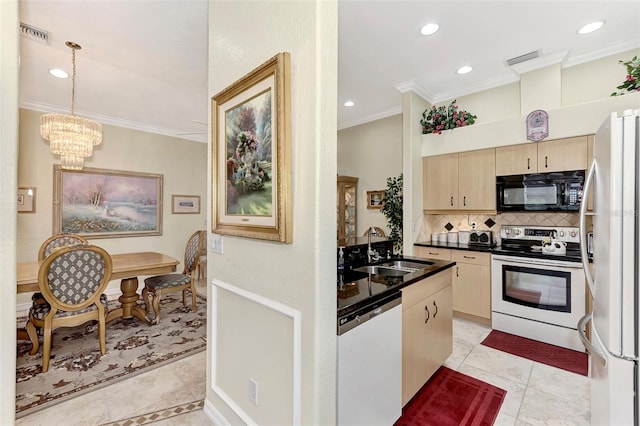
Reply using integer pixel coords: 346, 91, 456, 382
40, 41, 102, 170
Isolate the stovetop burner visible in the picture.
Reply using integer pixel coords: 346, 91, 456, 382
496, 225, 582, 263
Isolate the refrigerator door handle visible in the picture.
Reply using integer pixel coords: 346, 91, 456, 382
579, 159, 596, 297
578, 312, 607, 366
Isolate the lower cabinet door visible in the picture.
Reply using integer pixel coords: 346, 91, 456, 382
402, 285, 453, 406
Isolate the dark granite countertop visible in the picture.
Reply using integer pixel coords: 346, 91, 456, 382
337, 255, 455, 318
414, 241, 495, 253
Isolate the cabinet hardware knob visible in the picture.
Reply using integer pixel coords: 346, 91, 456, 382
424, 305, 430, 324
433, 301, 438, 318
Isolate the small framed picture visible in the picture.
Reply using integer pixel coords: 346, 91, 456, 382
367, 190, 385, 209
172, 195, 201, 214
17, 187, 36, 213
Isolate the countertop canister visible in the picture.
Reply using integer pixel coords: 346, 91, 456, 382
447, 231, 458, 243
458, 231, 470, 244
438, 232, 447, 243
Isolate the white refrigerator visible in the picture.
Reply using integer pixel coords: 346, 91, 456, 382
578, 109, 640, 425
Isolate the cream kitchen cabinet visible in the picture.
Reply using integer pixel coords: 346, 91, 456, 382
423, 148, 495, 212
495, 136, 589, 176
451, 250, 491, 323
414, 246, 451, 261
401, 269, 453, 406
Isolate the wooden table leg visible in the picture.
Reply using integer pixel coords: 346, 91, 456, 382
106, 277, 149, 323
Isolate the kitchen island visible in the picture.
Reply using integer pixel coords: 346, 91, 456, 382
337, 239, 456, 422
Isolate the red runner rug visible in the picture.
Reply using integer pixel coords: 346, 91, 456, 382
395, 367, 506, 426
481, 330, 588, 376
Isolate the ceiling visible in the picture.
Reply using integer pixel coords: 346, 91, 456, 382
18, 1, 640, 143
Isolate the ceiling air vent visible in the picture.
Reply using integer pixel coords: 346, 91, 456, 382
506, 50, 540, 66
20, 22, 49, 44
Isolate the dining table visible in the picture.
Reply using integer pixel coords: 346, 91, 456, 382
17, 251, 180, 325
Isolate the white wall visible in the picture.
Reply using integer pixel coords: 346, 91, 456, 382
0, 0, 19, 423
337, 114, 402, 236
207, 1, 337, 425
16, 108, 207, 305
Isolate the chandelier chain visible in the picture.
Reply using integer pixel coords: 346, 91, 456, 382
71, 46, 76, 115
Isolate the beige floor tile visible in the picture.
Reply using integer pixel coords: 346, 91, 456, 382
518, 386, 590, 425
463, 343, 534, 385
16, 390, 112, 426
452, 316, 492, 344
494, 411, 517, 426
443, 336, 475, 370
151, 410, 214, 426
528, 362, 590, 408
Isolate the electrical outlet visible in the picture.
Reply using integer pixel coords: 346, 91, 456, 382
249, 378, 258, 405
211, 233, 223, 254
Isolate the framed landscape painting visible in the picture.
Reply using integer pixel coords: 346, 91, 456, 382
53, 165, 163, 238
211, 52, 292, 243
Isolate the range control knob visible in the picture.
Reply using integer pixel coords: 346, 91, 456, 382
515, 229, 521, 235
559, 231, 565, 237
571, 231, 577, 237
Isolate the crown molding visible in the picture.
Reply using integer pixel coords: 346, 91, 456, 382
564, 40, 640, 68
337, 105, 402, 131
20, 100, 207, 143
394, 79, 434, 103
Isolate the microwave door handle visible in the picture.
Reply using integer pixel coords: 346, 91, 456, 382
580, 159, 596, 297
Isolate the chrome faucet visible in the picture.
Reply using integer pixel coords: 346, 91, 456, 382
367, 227, 380, 263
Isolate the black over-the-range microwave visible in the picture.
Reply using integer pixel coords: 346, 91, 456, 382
496, 170, 585, 212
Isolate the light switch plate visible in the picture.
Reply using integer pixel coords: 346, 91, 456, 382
211, 233, 223, 254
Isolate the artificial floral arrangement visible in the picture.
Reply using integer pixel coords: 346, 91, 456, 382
611, 56, 640, 96
420, 100, 477, 134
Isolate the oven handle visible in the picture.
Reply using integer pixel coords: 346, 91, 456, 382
578, 313, 606, 366
579, 159, 596, 297
491, 255, 583, 269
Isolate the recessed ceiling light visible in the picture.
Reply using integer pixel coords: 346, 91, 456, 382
578, 21, 604, 34
420, 23, 439, 36
49, 68, 68, 78
344, 100, 355, 107
456, 65, 472, 75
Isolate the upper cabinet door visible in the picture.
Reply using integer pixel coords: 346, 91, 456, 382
537, 136, 588, 173
423, 154, 458, 210
495, 143, 537, 176
458, 148, 495, 210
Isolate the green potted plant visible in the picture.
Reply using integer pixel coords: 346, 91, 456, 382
420, 100, 477, 134
380, 174, 403, 254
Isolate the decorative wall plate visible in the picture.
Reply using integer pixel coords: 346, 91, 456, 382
526, 109, 549, 142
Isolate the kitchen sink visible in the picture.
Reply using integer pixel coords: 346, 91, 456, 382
352, 265, 411, 277
380, 260, 435, 271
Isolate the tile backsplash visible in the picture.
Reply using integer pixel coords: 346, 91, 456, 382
420, 212, 585, 244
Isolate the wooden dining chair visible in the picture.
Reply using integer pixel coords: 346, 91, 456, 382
38, 233, 88, 261
142, 230, 205, 325
25, 244, 113, 373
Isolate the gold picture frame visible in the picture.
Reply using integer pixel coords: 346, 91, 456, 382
367, 190, 385, 209
211, 52, 292, 243
53, 165, 163, 238
18, 186, 36, 213
172, 194, 201, 214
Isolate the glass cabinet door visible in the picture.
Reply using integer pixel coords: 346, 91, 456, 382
337, 176, 358, 240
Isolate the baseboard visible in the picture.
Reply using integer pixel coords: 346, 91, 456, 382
204, 399, 230, 425
453, 311, 491, 327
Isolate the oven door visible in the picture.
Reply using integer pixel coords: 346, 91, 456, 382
491, 255, 585, 329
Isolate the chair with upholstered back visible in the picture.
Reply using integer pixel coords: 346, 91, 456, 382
38, 233, 88, 261
25, 244, 113, 373
363, 227, 386, 237
142, 230, 205, 324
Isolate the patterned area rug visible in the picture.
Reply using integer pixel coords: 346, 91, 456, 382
395, 366, 506, 426
15, 293, 207, 418
481, 330, 588, 376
